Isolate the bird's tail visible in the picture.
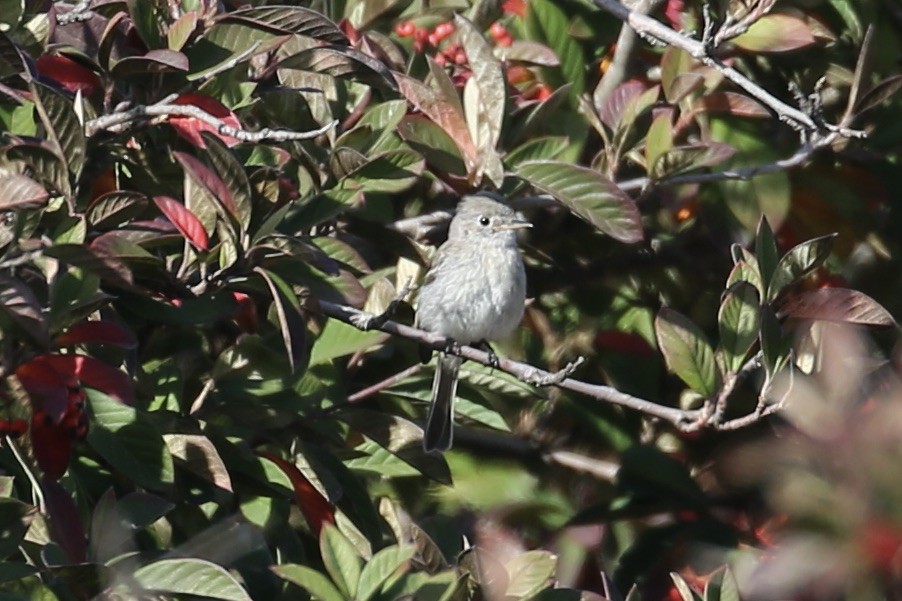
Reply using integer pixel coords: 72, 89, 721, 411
424, 353, 461, 452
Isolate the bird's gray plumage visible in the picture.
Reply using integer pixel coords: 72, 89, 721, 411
416, 193, 529, 452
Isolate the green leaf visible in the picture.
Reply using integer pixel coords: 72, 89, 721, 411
704, 566, 740, 601
357, 545, 415, 601
759, 305, 790, 378
341, 149, 425, 194
755, 217, 779, 292
309, 318, 387, 366
712, 119, 790, 232
525, 0, 585, 97
227, 5, 347, 42
0, 499, 36, 560
670, 572, 703, 601
732, 13, 816, 53
275, 45, 398, 92
655, 308, 719, 398
272, 564, 346, 601
6, 141, 72, 200
86, 191, 148, 230
254, 267, 308, 372
336, 409, 452, 485
133, 558, 251, 601
397, 115, 467, 176
645, 113, 673, 173
504, 136, 570, 166
767, 234, 836, 301
505, 550, 557, 598
517, 160, 643, 243
718, 282, 760, 372
86, 390, 175, 492
31, 81, 85, 178
618, 445, 706, 506
652, 142, 735, 180
320, 523, 362, 599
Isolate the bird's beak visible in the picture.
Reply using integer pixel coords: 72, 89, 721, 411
493, 220, 532, 232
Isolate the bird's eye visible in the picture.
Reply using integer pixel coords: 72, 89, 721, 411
478, 216, 490, 226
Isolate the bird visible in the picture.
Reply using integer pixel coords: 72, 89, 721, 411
415, 192, 530, 452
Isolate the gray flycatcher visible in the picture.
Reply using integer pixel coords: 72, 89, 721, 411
415, 192, 530, 452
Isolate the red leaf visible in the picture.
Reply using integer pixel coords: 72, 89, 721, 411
693, 92, 770, 118
258, 452, 335, 536
54, 321, 137, 349
780, 288, 896, 326
42, 479, 87, 562
35, 55, 101, 95
31, 419, 74, 481
16, 357, 69, 423
173, 151, 239, 221
40, 354, 135, 405
168, 93, 241, 148
153, 196, 210, 251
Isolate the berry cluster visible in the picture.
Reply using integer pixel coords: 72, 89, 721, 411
394, 16, 554, 102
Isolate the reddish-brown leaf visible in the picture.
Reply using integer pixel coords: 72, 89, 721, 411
54, 321, 137, 349
0, 174, 50, 210
693, 92, 770, 118
42, 479, 88, 562
153, 196, 210, 251
780, 288, 896, 326
31, 419, 74, 481
35, 54, 101, 95
168, 93, 241, 148
258, 452, 335, 536
16, 357, 69, 423
173, 151, 239, 221
41, 354, 135, 405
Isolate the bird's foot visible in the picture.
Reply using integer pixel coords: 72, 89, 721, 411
476, 340, 501, 369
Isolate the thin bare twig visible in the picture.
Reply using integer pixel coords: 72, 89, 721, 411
347, 363, 424, 404
587, 0, 866, 138
86, 102, 337, 142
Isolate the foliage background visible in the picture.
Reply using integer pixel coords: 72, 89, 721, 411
0, 0, 900, 599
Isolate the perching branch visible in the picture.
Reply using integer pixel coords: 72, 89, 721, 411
85, 102, 337, 142
587, 0, 866, 139
318, 300, 713, 430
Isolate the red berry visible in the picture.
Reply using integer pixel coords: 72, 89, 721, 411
428, 32, 440, 46
497, 33, 513, 47
506, 65, 532, 85
414, 28, 429, 44
454, 50, 468, 65
434, 21, 455, 40
394, 21, 415, 37
434, 53, 447, 66
489, 22, 508, 40
535, 84, 553, 101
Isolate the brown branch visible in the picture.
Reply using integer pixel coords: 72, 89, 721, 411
85, 102, 336, 142
593, 0, 661, 108
317, 299, 701, 429
347, 363, 424, 404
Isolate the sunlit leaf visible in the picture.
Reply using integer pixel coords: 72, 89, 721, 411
655, 308, 719, 397
0, 174, 48, 210
732, 13, 817, 52
517, 160, 643, 243
718, 282, 760, 372
133, 558, 251, 601
272, 564, 345, 601
767, 234, 836, 301
779, 287, 895, 326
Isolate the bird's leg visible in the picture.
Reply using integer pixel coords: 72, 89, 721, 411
476, 340, 500, 369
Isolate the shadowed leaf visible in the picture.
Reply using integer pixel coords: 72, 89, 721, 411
780, 288, 895, 326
